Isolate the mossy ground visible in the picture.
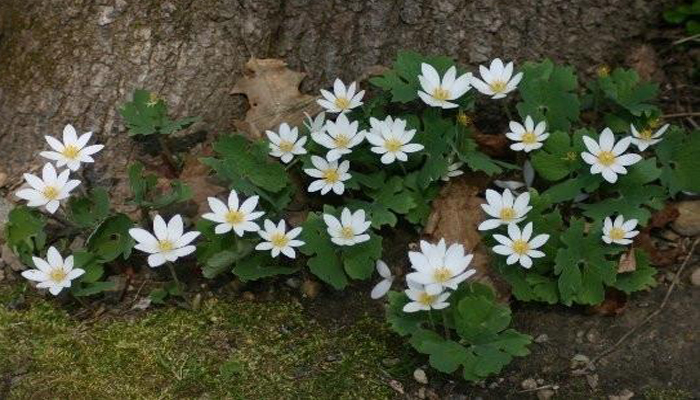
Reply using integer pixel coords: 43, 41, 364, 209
0, 283, 406, 399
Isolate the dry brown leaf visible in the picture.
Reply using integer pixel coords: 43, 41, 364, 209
231, 58, 322, 140
179, 143, 227, 216
617, 248, 636, 273
587, 288, 627, 316
423, 176, 510, 302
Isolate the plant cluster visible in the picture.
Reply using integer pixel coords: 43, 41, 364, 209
5, 50, 698, 383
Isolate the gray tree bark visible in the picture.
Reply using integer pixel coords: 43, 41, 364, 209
0, 0, 672, 185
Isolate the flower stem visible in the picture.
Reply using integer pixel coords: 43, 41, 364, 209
399, 162, 408, 176
285, 158, 300, 171
502, 100, 514, 121
441, 310, 451, 340
167, 262, 185, 299
428, 309, 437, 331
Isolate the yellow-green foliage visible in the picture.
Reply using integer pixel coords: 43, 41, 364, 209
0, 287, 398, 399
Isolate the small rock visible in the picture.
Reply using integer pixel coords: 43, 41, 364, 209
69, 237, 85, 252
536, 378, 544, 385
241, 291, 255, 301
191, 293, 202, 310
97, 6, 116, 26
660, 230, 679, 242
285, 277, 301, 289
690, 268, 700, 287
665, 271, 676, 284
387, 379, 404, 394
534, 333, 549, 343
586, 329, 599, 343
571, 354, 590, 369
301, 279, 321, 298
609, 389, 634, 400
672, 201, 700, 236
413, 368, 428, 385
488, 381, 499, 389
586, 373, 599, 390
131, 297, 152, 310
537, 389, 555, 400
521, 378, 537, 390
417, 387, 426, 399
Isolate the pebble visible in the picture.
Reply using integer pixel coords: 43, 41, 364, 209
672, 200, 700, 236
609, 389, 634, 400
586, 373, 599, 389
301, 280, 321, 298
488, 381, 499, 389
586, 329, 599, 343
536, 378, 544, 385
241, 291, 255, 301
413, 368, 428, 385
537, 389, 555, 400
521, 378, 537, 390
690, 268, 700, 287
571, 354, 590, 369
534, 333, 549, 343
285, 277, 301, 289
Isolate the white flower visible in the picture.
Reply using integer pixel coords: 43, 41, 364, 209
581, 128, 642, 184
492, 222, 549, 269
323, 208, 371, 246
417, 63, 472, 109
366, 116, 424, 164
370, 260, 394, 299
303, 112, 326, 134
312, 113, 365, 161
403, 280, 451, 313
478, 188, 532, 231
495, 161, 535, 193
630, 123, 669, 151
602, 215, 639, 245
304, 155, 351, 195
21, 246, 84, 296
15, 163, 81, 214
255, 219, 305, 258
39, 124, 104, 171
441, 162, 464, 181
506, 116, 549, 152
317, 78, 364, 113
406, 239, 476, 295
265, 123, 307, 163
129, 214, 200, 268
471, 58, 523, 99
202, 190, 264, 236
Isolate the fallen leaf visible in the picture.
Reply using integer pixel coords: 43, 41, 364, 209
423, 175, 510, 301
473, 131, 510, 157
648, 203, 679, 229
179, 142, 227, 215
635, 231, 680, 267
231, 58, 322, 140
617, 249, 636, 273
587, 288, 627, 316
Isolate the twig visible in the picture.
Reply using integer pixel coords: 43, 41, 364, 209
591, 238, 699, 364
518, 384, 557, 393
672, 33, 700, 46
662, 111, 700, 118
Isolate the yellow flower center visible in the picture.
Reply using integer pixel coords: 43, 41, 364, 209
596, 65, 610, 78
384, 138, 403, 153
418, 292, 436, 306
597, 151, 616, 166
432, 87, 450, 101
323, 169, 340, 183
278, 140, 295, 153
456, 111, 472, 126
564, 151, 577, 161
334, 97, 351, 110
42, 186, 60, 200
270, 232, 289, 248
146, 93, 160, 107
49, 268, 67, 283
62, 145, 80, 160
433, 267, 452, 283
609, 227, 626, 241
158, 240, 174, 252
639, 129, 653, 140
521, 132, 537, 145
225, 210, 245, 225
648, 118, 661, 129
512, 239, 530, 255
489, 80, 507, 93
340, 226, 355, 239
499, 207, 516, 221
333, 134, 351, 149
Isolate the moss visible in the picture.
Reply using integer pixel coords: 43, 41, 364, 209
644, 388, 694, 400
0, 287, 399, 399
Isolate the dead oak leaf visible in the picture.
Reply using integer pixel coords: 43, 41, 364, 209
423, 176, 510, 302
231, 58, 322, 140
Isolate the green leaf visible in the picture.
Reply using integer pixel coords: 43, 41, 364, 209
656, 128, 700, 194
67, 187, 110, 228
455, 294, 511, 343
86, 214, 134, 262
598, 68, 659, 117
300, 213, 347, 289
516, 59, 580, 131
73, 251, 103, 283
149, 288, 168, 304
370, 51, 456, 103
127, 161, 192, 209
233, 253, 297, 282
71, 281, 116, 297
341, 233, 383, 280
4, 206, 46, 264
530, 130, 586, 181
386, 291, 428, 336
119, 89, 199, 136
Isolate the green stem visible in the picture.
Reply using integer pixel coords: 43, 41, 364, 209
502, 100, 514, 121
441, 310, 451, 340
285, 158, 300, 171
428, 310, 437, 331
399, 162, 408, 176
166, 262, 186, 303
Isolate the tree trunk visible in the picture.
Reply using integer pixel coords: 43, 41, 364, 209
0, 0, 672, 185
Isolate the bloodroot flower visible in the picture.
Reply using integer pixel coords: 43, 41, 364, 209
471, 58, 523, 99
402, 280, 451, 313
581, 128, 642, 184
317, 78, 364, 114
304, 155, 351, 195
491, 222, 549, 269
21, 247, 84, 296
630, 123, 669, 151
478, 188, 532, 231
366, 116, 424, 164
129, 214, 200, 267
602, 215, 639, 245
15, 163, 80, 214
417, 63, 472, 109
40, 124, 104, 171
266, 123, 307, 164
506, 116, 549, 152
202, 190, 264, 236
323, 208, 371, 246
255, 219, 305, 258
